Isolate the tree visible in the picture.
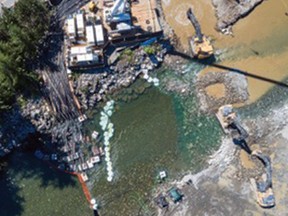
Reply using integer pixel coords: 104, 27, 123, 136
0, 0, 50, 110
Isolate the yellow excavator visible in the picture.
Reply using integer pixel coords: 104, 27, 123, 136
187, 8, 213, 59
216, 104, 249, 141
216, 104, 237, 134
250, 150, 275, 208
89, 1, 97, 13
216, 105, 275, 208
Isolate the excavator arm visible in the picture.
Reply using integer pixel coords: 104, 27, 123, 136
252, 150, 272, 192
187, 8, 203, 43
251, 150, 275, 208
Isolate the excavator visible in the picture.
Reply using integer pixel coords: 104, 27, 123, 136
216, 105, 275, 208
216, 104, 249, 145
89, 1, 98, 13
186, 8, 213, 59
216, 104, 237, 134
250, 150, 275, 208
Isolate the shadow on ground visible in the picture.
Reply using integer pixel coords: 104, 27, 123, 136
0, 168, 24, 216
168, 50, 288, 89
0, 151, 78, 216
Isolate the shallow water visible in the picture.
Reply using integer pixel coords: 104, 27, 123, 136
0, 152, 91, 216
82, 76, 222, 215
89, 87, 179, 215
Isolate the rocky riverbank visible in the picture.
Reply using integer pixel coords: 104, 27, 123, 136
0, 98, 55, 157
196, 71, 249, 113
0, 41, 172, 157
0, 106, 35, 157
73, 43, 169, 110
212, 0, 263, 32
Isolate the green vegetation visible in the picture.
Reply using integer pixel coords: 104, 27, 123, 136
120, 48, 134, 62
16, 95, 28, 108
122, 48, 133, 56
0, 0, 50, 110
143, 45, 156, 55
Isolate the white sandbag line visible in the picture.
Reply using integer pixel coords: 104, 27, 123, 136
99, 100, 115, 182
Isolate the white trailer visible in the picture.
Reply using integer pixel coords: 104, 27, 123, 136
95, 24, 104, 46
67, 17, 76, 40
86, 25, 96, 44
76, 13, 85, 37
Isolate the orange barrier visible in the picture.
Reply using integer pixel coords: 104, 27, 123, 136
76, 173, 92, 203
44, 161, 92, 206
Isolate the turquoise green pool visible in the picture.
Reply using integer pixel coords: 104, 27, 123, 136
83, 76, 222, 215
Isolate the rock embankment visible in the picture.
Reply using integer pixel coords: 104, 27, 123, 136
212, 0, 263, 32
74, 44, 168, 110
196, 71, 249, 112
0, 98, 56, 157
22, 99, 55, 133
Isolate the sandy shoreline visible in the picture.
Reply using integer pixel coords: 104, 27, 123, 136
176, 137, 235, 188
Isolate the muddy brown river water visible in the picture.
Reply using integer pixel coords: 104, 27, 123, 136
162, 0, 288, 104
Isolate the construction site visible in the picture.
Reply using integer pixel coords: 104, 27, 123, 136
64, 0, 162, 71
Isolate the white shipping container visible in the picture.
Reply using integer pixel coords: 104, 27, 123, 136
67, 17, 76, 36
76, 53, 99, 63
70, 46, 88, 55
86, 25, 95, 44
76, 13, 85, 30
95, 24, 104, 46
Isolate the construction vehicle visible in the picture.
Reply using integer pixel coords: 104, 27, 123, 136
216, 104, 249, 141
250, 150, 275, 208
216, 104, 237, 134
89, 1, 97, 13
187, 8, 213, 59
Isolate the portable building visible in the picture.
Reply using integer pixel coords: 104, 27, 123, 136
76, 13, 85, 37
95, 24, 104, 46
86, 25, 96, 44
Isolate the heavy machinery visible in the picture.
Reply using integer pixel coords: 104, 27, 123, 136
250, 150, 275, 208
216, 104, 249, 142
216, 104, 237, 134
187, 8, 213, 59
217, 105, 274, 207
105, 0, 131, 24
89, 1, 97, 13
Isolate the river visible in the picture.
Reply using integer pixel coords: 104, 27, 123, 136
162, 0, 288, 103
